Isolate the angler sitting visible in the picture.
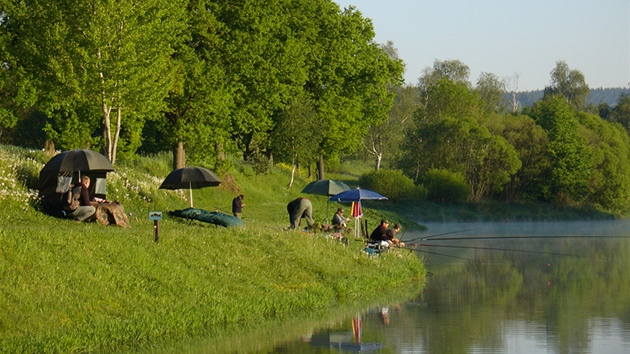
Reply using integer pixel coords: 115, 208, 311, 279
369, 219, 405, 248
65, 176, 96, 222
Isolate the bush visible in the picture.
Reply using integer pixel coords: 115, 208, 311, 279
422, 168, 469, 204
358, 169, 424, 202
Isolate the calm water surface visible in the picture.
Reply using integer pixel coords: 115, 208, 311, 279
149, 220, 630, 354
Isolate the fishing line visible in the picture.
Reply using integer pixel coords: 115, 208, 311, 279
409, 243, 583, 257
409, 247, 486, 263
405, 229, 477, 242
412, 235, 630, 242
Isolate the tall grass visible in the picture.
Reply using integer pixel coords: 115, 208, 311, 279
0, 146, 425, 353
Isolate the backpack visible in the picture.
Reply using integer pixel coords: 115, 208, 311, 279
64, 186, 81, 212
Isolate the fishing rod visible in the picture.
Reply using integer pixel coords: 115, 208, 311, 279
409, 235, 630, 242
408, 243, 585, 258
404, 228, 478, 243
407, 246, 487, 263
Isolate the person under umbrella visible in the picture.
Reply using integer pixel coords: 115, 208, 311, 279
331, 207, 349, 231
66, 176, 96, 222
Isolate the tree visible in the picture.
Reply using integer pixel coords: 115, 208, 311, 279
544, 61, 590, 111
403, 116, 520, 201
270, 96, 320, 188
577, 111, 630, 211
609, 93, 630, 134
485, 114, 550, 201
476, 72, 507, 114
530, 95, 592, 203
161, 0, 234, 170
4, 0, 186, 163
303, 4, 404, 179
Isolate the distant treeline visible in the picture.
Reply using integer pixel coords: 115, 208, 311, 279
510, 87, 630, 108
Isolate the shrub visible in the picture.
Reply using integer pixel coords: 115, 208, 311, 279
358, 169, 423, 202
423, 168, 470, 204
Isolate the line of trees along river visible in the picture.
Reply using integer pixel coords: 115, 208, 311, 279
2, 2, 630, 212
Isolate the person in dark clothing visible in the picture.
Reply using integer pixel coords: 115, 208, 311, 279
68, 176, 96, 222
386, 222, 405, 247
369, 219, 390, 241
232, 194, 246, 218
286, 197, 314, 230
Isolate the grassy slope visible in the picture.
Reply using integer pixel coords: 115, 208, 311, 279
0, 146, 425, 353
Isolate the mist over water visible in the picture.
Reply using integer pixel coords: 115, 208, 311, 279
145, 220, 630, 353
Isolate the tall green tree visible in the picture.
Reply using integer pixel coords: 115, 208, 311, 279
215, 0, 311, 160
486, 114, 550, 201
476, 72, 507, 114
161, 0, 233, 170
362, 43, 417, 171
577, 111, 630, 211
4, 0, 186, 163
304, 4, 404, 179
270, 95, 320, 187
609, 93, 630, 134
530, 95, 592, 203
544, 61, 590, 111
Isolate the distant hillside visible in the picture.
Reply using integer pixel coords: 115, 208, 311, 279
507, 87, 630, 109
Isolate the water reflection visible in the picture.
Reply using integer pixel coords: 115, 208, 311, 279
145, 221, 630, 353
282, 221, 630, 354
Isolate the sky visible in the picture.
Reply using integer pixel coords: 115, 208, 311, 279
333, 0, 630, 91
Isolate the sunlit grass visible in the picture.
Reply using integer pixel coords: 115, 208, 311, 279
0, 145, 426, 352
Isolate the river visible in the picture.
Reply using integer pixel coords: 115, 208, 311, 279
141, 220, 630, 353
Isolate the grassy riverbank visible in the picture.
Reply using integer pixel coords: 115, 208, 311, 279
0, 146, 425, 353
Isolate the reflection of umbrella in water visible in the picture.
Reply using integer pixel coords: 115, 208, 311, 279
159, 166, 221, 208
330, 188, 387, 239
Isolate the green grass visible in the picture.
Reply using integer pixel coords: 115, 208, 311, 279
0, 146, 425, 353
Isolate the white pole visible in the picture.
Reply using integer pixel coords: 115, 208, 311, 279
189, 182, 193, 208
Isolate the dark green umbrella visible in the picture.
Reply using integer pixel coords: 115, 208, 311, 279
159, 166, 221, 208
301, 179, 351, 196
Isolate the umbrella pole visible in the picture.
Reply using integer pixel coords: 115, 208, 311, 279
189, 182, 194, 208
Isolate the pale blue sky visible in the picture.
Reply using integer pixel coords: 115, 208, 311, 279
333, 0, 630, 91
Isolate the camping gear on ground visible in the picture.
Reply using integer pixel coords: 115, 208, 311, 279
169, 208, 244, 227
38, 149, 114, 217
159, 166, 221, 208
93, 202, 129, 227
329, 188, 388, 239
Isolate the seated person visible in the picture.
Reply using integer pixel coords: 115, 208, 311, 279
66, 176, 96, 222
331, 208, 349, 229
386, 223, 405, 247
369, 219, 405, 247
369, 218, 390, 242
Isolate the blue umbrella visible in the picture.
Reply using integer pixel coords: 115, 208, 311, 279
329, 188, 387, 239
329, 188, 387, 202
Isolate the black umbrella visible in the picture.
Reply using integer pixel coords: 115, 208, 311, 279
301, 179, 351, 196
38, 149, 114, 197
41, 149, 114, 174
159, 166, 221, 208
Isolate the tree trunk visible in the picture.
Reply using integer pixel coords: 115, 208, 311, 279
102, 102, 112, 161
173, 141, 185, 170
317, 154, 325, 180
375, 153, 382, 171
44, 140, 55, 154
215, 142, 225, 160
110, 106, 122, 165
